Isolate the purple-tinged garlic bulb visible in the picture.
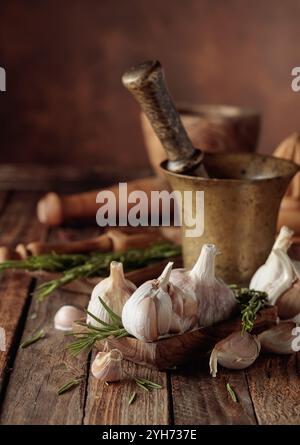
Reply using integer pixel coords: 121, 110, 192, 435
87, 261, 136, 328
171, 244, 237, 327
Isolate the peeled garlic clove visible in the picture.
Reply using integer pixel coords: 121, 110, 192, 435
86, 261, 136, 328
122, 262, 173, 342
250, 226, 296, 304
258, 322, 297, 354
209, 332, 261, 377
54, 305, 83, 331
91, 349, 123, 382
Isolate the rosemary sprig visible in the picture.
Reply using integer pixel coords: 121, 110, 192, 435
128, 392, 137, 405
230, 285, 268, 333
20, 329, 45, 348
226, 383, 238, 403
32, 243, 181, 301
57, 378, 82, 395
0, 253, 87, 273
67, 299, 129, 356
133, 377, 162, 392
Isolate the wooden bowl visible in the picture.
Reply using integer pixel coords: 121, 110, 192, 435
141, 103, 261, 177
104, 306, 277, 370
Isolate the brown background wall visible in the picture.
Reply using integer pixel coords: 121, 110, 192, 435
0, 0, 300, 170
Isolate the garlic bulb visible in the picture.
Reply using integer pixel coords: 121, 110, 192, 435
91, 349, 123, 381
86, 261, 136, 328
250, 226, 300, 320
250, 226, 296, 304
209, 332, 261, 377
170, 244, 237, 327
122, 262, 173, 342
54, 305, 83, 331
258, 322, 297, 354
168, 283, 198, 334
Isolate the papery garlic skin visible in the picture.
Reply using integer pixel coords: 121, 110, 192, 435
168, 283, 198, 334
86, 261, 136, 328
250, 226, 298, 305
91, 349, 123, 381
171, 244, 237, 327
258, 322, 297, 354
54, 305, 83, 331
209, 332, 261, 377
122, 262, 173, 342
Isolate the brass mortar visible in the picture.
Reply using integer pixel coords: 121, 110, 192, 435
161, 152, 299, 285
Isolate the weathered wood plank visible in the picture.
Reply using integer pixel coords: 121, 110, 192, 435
171, 360, 257, 425
84, 355, 169, 425
246, 353, 300, 425
0, 272, 32, 393
0, 192, 47, 395
0, 285, 89, 425
0, 191, 46, 245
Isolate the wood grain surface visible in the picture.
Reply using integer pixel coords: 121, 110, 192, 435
0, 165, 299, 425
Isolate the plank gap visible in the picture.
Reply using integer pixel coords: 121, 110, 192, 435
166, 371, 175, 426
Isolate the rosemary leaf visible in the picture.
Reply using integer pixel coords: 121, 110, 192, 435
133, 377, 162, 391
20, 329, 45, 349
135, 380, 149, 392
98, 297, 122, 327
226, 383, 238, 403
128, 392, 137, 405
231, 286, 268, 333
0, 243, 180, 301
85, 309, 111, 327
57, 378, 81, 395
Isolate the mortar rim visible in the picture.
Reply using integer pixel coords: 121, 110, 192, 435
160, 152, 300, 184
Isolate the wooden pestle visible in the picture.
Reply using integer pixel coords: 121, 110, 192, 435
122, 60, 208, 177
21, 229, 163, 256
37, 176, 166, 226
0, 247, 22, 262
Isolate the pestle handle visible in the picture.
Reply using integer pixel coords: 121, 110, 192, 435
122, 60, 207, 176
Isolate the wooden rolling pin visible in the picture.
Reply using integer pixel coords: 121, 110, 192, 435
37, 176, 167, 226
16, 229, 163, 257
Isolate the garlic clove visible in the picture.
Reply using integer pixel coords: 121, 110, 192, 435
168, 283, 198, 333
209, 332, 261, 377
276, 280, 300, 320
86, 261, 136, 328
54, 305, 83, 331
258, 322, 297, 354
91, 349, 123, 381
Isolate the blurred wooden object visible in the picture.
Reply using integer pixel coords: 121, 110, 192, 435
141, 104, 261, 177
37, 176, 167, 226
274, 133, 300, 233
25, 228, 163, 255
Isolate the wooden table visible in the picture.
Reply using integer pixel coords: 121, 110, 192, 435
0, 164, 299, 425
